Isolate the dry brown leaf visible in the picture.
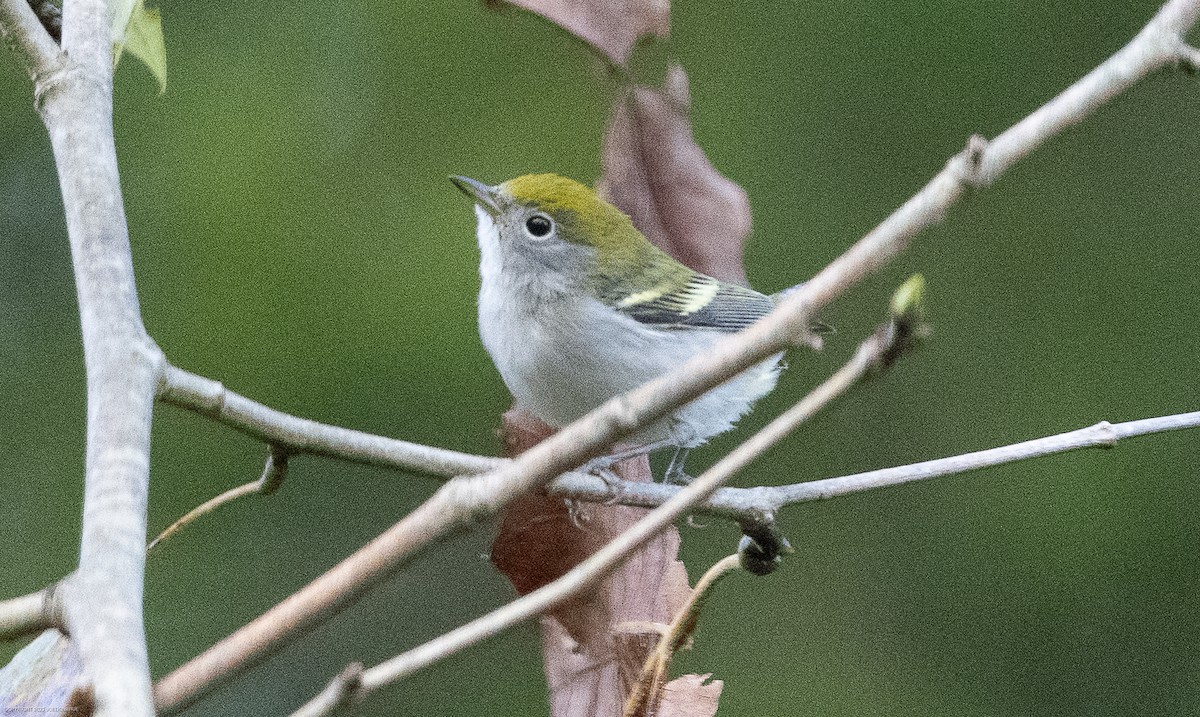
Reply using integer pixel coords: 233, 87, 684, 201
498, 0, 670, 67
598, 63, 753, 284
491, 53, 749, 717
656, 673, 723, 717
491, 408, 703, 716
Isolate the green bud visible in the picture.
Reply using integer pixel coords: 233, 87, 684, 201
890, 273, 927, 320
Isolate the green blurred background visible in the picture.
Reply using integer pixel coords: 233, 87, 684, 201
2, 1, 1199, 715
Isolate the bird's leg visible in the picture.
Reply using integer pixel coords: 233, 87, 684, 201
580, 440, 674, 493
662, 446, 693, 485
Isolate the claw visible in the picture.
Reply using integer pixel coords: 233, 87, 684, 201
595, 467, 624, 505
579, 440, 693, 485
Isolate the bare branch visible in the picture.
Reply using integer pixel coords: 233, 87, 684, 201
552, 410, 1200, 520
285, 324, 883, 717
155, 370, 1200, 528
148, 481, 260, 552
767, 412, 1200, 505
148, 448, 290, 550
288, 663, 365, 717
0, 583, 65, 641
19, 0, 166, 713
0, 0, 60, 79
774, 0, 1200, 323
963, 1, 1200, 187
159, 363, 501, 477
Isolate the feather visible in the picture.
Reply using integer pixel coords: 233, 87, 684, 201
608, 272, 775, 332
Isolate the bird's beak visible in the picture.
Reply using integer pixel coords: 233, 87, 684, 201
450, 175, 503, 218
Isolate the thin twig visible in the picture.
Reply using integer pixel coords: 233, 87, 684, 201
0, 583, 65, 641
549, 410, 1200, 519
623, 553, 742, 717
767, 412, 1200, 504
148, 448, 291, 551
285, 325, 881, 717
158, 363, 501, 478
148, 481, 260, 552
289, 663, 365, 717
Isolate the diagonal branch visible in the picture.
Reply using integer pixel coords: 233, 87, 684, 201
153, 160, 891, 717
0, 0, 60, 79
772, 0, 1200, 324
285, 321, 888, 717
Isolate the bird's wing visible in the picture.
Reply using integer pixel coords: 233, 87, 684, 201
610, 272, 775, 332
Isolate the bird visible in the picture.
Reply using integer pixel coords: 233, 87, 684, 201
452, 173, 807, 483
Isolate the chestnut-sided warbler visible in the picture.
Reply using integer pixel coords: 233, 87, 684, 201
452, 173, 804, 482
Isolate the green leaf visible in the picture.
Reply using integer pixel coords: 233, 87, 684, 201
108, 0, 138, 42
111, 0, 167, 94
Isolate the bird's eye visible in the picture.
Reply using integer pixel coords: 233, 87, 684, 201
524, 214, 553, 239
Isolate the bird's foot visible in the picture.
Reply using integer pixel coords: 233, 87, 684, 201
662, 447, 693, 485
664, 470, 694, 485
578, 441, 674, 500
580, 441, 668, 477
578, 451, 640, 505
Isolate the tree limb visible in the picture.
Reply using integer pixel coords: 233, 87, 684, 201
548, 410, 1200, 520
0, 583, 65, 641
158, 363, 500, 477
0, 0, 59, 80
3, 1, 166, 714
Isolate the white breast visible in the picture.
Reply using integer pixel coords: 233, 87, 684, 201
474, 209, 780, 447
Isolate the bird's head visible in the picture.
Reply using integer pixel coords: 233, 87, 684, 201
451, 173, 674, 293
